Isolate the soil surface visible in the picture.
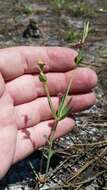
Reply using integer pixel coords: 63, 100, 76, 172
0, 0, 107, 189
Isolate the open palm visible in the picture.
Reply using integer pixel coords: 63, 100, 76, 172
0, 46, 97, 178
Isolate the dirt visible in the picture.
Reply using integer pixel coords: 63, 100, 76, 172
0, 0, 107, 189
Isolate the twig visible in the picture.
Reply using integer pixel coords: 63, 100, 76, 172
67, 139, 107, 148
67, 146, 107, 183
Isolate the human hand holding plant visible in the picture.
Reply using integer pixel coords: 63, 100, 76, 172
0, 46, 97, 179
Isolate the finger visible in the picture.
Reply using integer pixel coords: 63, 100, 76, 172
0, 46, 77, 81
0, 92, 17, 179
6, 68, 97, 105
15, 92, 96, 129
13, 117, 75, 163
0, 125, 17, 179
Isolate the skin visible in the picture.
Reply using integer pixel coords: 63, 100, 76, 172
0, 46, 97, 179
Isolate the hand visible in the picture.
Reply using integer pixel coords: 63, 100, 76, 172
0, 46, 97, 178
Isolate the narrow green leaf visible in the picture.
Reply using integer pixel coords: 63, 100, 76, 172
58, 106, 71, 120
75, 50, 84, 65
44, 149, 55, 159
57, 92, 67, 117
57, 78, 72, 120
82, 21, 89, 44
48, 149, 55, 158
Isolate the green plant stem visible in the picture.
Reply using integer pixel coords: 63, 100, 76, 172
42, 82, 59, 176
39, 68, 72, 178
43, 79, 72, 176
45, 120, 59, 175
45, 140, 53, 175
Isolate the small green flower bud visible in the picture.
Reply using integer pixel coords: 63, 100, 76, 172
38, 59, 45, 72
38, 63, 45, 71
39, 72, 47, 82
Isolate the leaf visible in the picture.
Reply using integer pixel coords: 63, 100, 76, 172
82, 21, 90, 44
57, 91, 67, 117
57, 78, 72, 120
58, 105, 71, 120
44, 149, 55, 159
48, 149, 55, 158
75, 49, 84, 65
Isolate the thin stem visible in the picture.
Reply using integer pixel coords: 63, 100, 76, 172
45, 120, 59, 175
40, 146, 45, 174
45, 141, 53, 175
41, 80, 59, 176
49, 120, 59, 141
38, 63, 72, 178
43, 78, 72, 176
